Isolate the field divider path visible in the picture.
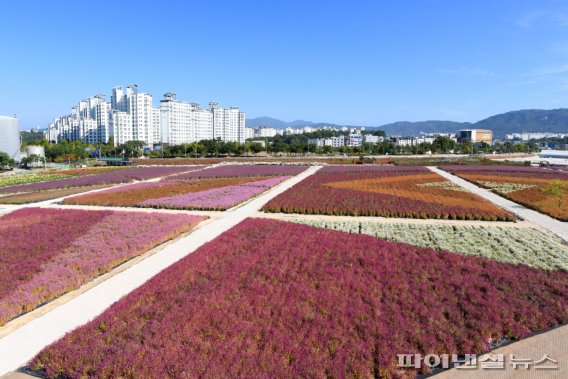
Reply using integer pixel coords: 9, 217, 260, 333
0, 165, 322, 377
429, 166, 568, 242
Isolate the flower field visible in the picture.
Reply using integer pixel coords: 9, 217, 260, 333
169, 164, 307, 179
263, 166, 514, 220
0, 167, 130, 189
442, 165, 568, 220
31, 219, 568, 378
0, 173, 72, 188
0, 185, 112, 204
64, 176, 289, 210
142, 176, 289, 210
0, 208, 205, 326
287, 218, 568, 271
0, 166, 198, 196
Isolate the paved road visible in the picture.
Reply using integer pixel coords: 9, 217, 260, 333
429, 167, 568, 242
0, 166, 321, 377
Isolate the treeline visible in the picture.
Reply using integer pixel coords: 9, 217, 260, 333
18, 133, 539, 164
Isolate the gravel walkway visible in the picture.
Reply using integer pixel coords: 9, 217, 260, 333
429, 167, 568, 242
0, 166, 322, 377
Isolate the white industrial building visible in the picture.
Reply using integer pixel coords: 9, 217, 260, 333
46, 85, 246, 146
0, 115, 21, 161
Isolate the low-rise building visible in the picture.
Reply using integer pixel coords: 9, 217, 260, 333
458, 129, 493, 144
347, 131, 363, 147
363, 135, 383, 144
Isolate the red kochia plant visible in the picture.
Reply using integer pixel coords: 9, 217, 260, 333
31, 219, 568, 378
263, 166, 513, 220
440, 165, 568, 220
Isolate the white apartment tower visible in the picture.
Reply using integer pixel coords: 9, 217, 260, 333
209, 102, 245, 143
110, 85, 160, 146
47, 95, 111, 144
160, 93, 214, 145
47, 85, 246, 146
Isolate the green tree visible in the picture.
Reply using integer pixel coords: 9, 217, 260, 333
20, 154, 43, 169
0, 151, 16, 168
543, 180, 566, 208
432, 136, 457, 154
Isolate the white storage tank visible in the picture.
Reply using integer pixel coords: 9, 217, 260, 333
0, 115, 21, 161
26, 145, 45, 157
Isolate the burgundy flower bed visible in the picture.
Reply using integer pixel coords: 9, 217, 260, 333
263, 166, 513, 220
319, 165, 426, 174
441, 165, 568, 179
0, 166, 198, 194
169, 164, 307, 179
31, 219, 568, 378
0, 208, 206, 326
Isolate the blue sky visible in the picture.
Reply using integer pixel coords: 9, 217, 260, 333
1, 0, 568, 129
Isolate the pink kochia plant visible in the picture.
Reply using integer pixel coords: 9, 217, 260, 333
143, 176, 288, 210
31, 219, 568, 378
0, 208, 205, 326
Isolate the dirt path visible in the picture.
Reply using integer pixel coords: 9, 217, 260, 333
0, 166, 322, 377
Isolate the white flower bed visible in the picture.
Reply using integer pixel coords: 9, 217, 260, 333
291, 219, 568, 271
0, 174, 71, 188
478, 181, 537, 193
416, 181, 468, 192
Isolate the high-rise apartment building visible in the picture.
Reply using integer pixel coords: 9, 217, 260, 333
209, 102, 246, 144
47, 95, 111, 144
111, 85, 160, 146
46, 85, 245, 146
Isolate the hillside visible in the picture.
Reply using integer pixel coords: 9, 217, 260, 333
473, 109, 568, 137
376, 120, 471, 136
247, 109, 568, 138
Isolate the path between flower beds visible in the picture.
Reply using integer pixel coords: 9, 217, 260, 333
430, 167, 568, 242
0, 165, 322, 377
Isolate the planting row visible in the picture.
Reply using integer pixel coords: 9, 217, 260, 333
64, 176, 289, 210
0, 166, 199, 195
168, 164, 307, 179
31, 219, 568, 378
263, 165, 514, 220
0, 166, 204, 204
0, 173, 72, 188
287, 218, 568, 271
0, 208, 205, 326
0, 167, 134, 190
442, 165, 568, 220
0, 167, 130, 189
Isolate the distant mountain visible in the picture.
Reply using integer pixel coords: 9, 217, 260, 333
288, 120, 314, 127
246, 117, 289, 129
246, 117, 374, 130
473, 109, 568, 138
247, 109, 568, 138
376, 121, 471, 136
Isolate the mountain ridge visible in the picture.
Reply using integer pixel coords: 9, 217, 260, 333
247, 109, 568, 138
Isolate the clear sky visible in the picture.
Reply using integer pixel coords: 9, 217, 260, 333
1, 0, 567, 129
